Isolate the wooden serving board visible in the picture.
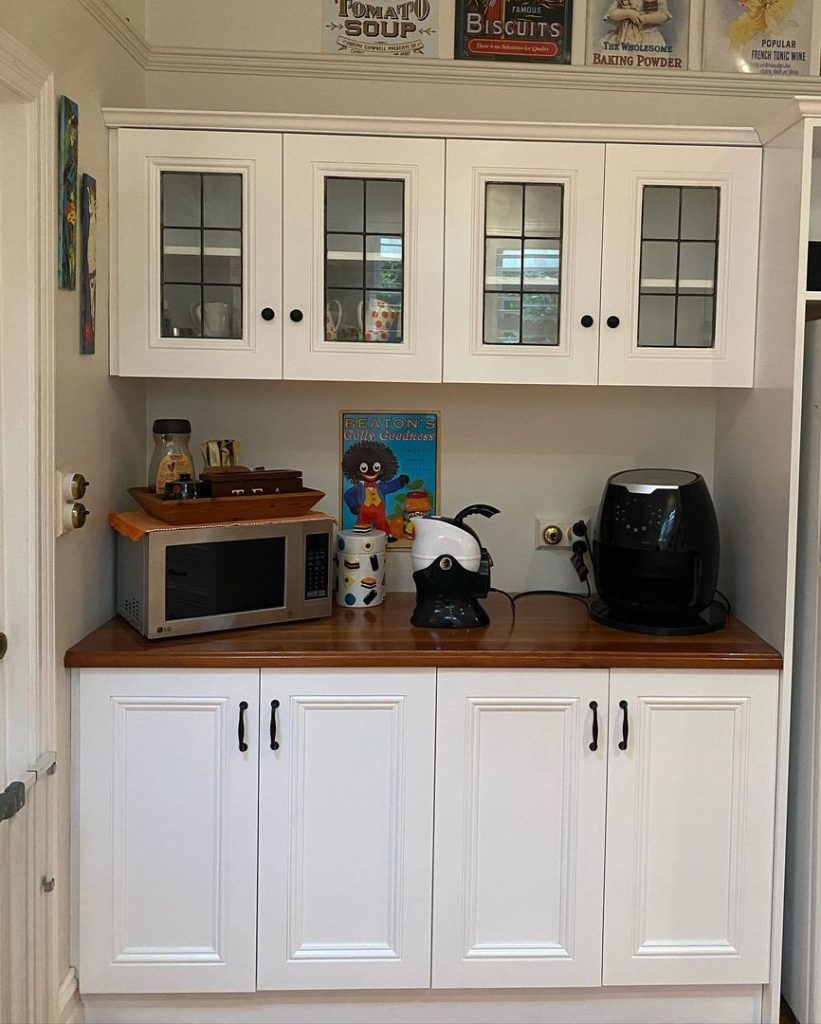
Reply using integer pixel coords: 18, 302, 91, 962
128, 486, 325, 525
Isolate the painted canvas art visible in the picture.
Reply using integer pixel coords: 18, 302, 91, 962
80, 174, 97, 355
57, 96, 79, 290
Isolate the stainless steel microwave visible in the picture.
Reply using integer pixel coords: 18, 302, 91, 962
116, 517, 333, 639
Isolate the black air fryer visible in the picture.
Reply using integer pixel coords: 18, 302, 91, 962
590, 469, 725, 636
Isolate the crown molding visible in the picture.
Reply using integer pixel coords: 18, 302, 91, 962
0, 26, 51, 98
75, 0, 150, 67
142, 44, 821, 102
102, 107, 762, 146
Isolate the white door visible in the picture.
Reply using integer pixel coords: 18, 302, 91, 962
76, 669, 259, 993
257, 669, 436, 989
444, 140, 605, 385
114, 128, 282, 379
598, 144, 760, 387
433, 669, 609, 987
282, 134, 445, 382
603, 669, 779, 985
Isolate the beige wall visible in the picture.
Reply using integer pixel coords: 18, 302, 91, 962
0, 0, 146, 992
147, 380, 718, 593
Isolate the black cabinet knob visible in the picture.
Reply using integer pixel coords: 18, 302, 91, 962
606, 315, 621, 329
260, 307, 275, 321
289, 309, 304, 323
580, 315, 594, 328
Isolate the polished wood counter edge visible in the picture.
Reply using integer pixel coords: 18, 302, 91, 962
64, 593, 783, 671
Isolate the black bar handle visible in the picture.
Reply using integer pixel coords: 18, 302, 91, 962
270, 699, 280, 751
618, 699, 629, 751
589, 700, 599, 751
238, 701, 248, 752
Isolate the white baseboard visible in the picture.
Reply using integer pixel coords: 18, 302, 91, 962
58, 967, 84, 1024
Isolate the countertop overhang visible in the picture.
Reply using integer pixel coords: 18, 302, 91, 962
64, 593, 782, 672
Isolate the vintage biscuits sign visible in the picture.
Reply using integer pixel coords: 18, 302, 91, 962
323, 1, 440, 56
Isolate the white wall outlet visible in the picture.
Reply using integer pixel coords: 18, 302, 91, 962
534, 515, 591, 550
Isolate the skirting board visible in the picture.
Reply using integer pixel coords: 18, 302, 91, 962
82, 986, 763, 1024
58, 968, 84, 1024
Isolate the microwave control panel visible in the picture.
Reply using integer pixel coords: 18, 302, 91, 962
305, 532, 330, 601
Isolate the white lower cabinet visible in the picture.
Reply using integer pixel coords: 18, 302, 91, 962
432, 669, 609, 987
74, 665, 779, 997
256, 669, 436, 989
603, 670, 779, 986
75, 669, 260, 993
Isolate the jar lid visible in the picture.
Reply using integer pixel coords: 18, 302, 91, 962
152, 418, 191, 435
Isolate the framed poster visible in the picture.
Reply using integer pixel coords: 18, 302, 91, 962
454, 0, 571, 63
57, 96, 79, 290
702, 0, 811, 74
586, 0, 689, 69
340, 411, 439, 548
80, 174, 97, 355
323, 1, 440, 56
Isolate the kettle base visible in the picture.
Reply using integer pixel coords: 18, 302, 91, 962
590, 599, 726, 636
411, 594, 490, 630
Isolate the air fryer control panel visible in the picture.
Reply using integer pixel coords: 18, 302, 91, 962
610, 490, 680, 549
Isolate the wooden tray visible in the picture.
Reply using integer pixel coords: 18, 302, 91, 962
128, 487, 325, 526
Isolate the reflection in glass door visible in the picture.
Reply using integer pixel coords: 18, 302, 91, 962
324, 177, 405, 344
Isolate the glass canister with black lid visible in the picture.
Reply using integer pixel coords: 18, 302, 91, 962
148, 418, 195, 493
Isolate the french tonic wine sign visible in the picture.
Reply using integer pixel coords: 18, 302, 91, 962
702, 0, 811, 74
586, 0, 689, 69
323, 1, 440, 56
454, 0, 571, 63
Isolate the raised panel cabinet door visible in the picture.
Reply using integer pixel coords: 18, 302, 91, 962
75, 668, 260, 993
432, 669, 609, 988
599, 144, 761, 387
114, 128, 282, 379
444, 140, 605, 385
282, 134, 444, 382
603, 669, 779, 985
257, 669, 436, 989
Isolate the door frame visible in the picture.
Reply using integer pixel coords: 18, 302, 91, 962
0, 23, 57, 1022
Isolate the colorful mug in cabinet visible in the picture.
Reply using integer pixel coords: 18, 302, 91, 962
358, 298, 401, 342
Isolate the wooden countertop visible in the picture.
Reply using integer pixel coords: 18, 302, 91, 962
64, 593, 782, 671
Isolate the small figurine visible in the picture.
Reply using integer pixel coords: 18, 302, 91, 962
342, 441, 409, 540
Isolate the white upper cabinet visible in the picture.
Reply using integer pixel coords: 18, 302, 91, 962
433, 669, 609, 988
282, 135, 445, 382
113, 129, 283, 379
603, 670, 778, 986
256, 669, 436, 990
444, 141, 605, 385
599, 145, 761, 387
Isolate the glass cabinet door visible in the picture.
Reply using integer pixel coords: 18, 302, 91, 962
599, 144, 761, 387
114, 129, 282, 379
283, 135, 445, 383
444, 140, 605, 386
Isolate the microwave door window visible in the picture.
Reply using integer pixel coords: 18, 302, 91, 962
165, 537, 286, 620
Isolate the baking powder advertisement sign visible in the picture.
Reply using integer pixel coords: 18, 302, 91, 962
702, 0, 811, 75
323, 1, 440, 56
454, 0, 571, 63
586, 0, 689, 69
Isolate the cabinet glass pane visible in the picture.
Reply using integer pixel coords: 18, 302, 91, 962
484, 292, 521, 345
676, 295, 715, 348
160, 171, 244, 340
486, 184, 523, 236
638, 185, 720, 348
524, 185, 562, 236
326, 178, 364, 233
485, 239, 522, 291
638, 294, 676, 347
482, 181, 563, 346
162, 173, 201, 228
202, 173, 242, 229
323, 177, 405, 344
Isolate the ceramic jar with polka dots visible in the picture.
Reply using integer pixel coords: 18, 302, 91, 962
334, 526, 387, 607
